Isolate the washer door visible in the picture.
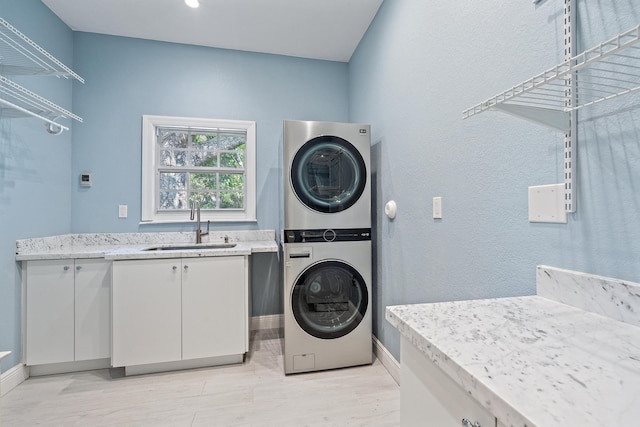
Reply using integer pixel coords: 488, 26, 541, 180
291, 136, 367, 213
291, 260, 368, 339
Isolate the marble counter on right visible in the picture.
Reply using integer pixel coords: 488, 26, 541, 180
386, 265, 640, 427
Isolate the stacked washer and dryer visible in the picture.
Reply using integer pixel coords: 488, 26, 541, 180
282, 120, 372, 375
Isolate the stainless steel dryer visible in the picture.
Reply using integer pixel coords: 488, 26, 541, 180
283, 229, 372, 374
283, 120, 371, 230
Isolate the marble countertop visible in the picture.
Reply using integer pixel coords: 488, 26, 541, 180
386, 267, 640, 427
15, 230, 278, 261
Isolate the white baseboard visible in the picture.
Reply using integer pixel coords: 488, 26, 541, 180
1, 363, 28, 397
124, 354, 242, 376
373, 335, 400, 385
251, 314, 283, 331
29, 359, 110, 377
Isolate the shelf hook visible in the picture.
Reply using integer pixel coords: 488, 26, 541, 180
45, 116, 64, 135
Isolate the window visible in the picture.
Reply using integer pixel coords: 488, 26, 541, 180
142, 115, 256, 223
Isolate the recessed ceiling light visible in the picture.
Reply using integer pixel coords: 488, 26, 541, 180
185, 0, 199, 8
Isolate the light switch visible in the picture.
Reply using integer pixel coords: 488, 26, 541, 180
528, 184, 567, 223
118, 205, 128, 218
433, 197, 442, 219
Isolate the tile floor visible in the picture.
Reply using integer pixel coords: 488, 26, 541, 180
2, 329, 400, 426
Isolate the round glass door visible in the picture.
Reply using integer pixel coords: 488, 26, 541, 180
291, 136, 366, 213
291, 260, 368, 339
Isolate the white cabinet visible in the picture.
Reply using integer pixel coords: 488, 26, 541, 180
111, 258, 182, 367
400, 336, 496, 427
111, 256, 247, 370
26, 260, 74, 365
75, 260, 111, 360
25, 259, 110, 366
182, 257, 245, 360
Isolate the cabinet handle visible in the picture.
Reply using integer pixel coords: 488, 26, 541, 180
462, 419, 481, 427
63, 266, 70, 271
172, 265, 178, 271
76, 266, 82, 271
183, 265, 189, 270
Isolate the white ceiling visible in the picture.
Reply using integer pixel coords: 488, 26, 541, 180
41, 0, 383, 62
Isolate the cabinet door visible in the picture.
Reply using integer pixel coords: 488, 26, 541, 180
26, 260, 75, 365
182, 256, 245, 360
74, 259, 111, 361
400, 336, 495, 427
111, 259, 182, 367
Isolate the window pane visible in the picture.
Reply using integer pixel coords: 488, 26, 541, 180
190, 173, 217, 190
160, 172, 187, 190
220, 150, 244, 168
220, 192, 244, 209
161, 149, 187, 167
158, 130, 188, 148
219, 173, 244, 191
219, 132, 246, 150
191, 132, 218, 150
191, 152, 217, 167
190, 192, 217, 209
160, 191, 188, 209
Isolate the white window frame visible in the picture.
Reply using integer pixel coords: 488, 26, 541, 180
141, 115, 257, 223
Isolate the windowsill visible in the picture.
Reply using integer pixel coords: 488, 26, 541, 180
139, 218, 258, 225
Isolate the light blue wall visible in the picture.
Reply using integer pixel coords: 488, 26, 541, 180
70, 33, 349, 316
350, 0, 640, 360
0, 0, 74, 371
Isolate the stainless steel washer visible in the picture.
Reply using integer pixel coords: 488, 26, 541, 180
283, 235, 372, 374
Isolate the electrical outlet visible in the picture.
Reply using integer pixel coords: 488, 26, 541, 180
118, 205, 128, 218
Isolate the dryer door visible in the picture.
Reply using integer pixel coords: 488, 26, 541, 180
291, 260, 368, 339
291, 136, 367, 213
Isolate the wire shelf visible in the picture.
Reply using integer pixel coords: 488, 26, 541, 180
0, 75, 82, 132
463, 24, 640, 132
0, 16, 84, 133
0, 17, 83, 81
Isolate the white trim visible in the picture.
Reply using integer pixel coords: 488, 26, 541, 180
250, 314, 283, 331
373, 335, 400, 385
1, 363, 29, 397
141, 115, 257, 223
29, 359, 110, 377
124, 354, 242, 376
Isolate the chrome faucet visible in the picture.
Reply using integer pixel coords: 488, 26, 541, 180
190, 202, 209, 244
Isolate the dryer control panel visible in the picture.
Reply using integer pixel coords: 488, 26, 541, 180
284, 228, 371, 243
